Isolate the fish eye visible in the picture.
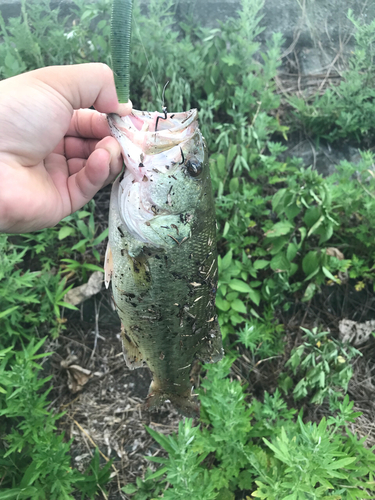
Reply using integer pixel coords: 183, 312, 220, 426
185, 160, 202, 178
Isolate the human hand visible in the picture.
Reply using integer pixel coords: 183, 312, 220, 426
0, 63, 132, 233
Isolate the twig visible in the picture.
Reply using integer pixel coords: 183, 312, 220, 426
69, 415, 111, 462
357, 178, 375, 199
60, 395, 81, 409
85, 360, 126, 386
254, 355, 282, 367
90, 295, 104, 363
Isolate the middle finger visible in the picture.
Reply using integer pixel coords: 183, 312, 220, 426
67, 109, 110, 139
64, 137, 99, 160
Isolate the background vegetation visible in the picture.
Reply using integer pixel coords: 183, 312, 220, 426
1, 0, 375, 498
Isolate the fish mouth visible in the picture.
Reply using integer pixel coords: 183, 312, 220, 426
108, 109, 198, 154
126, 109, 198, 133
108, 108, 203, 247
110, 108, 197, 133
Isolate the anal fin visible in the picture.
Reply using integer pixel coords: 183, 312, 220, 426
120, 325, 146, 370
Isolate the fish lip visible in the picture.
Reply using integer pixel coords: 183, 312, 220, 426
108, 108, 198, 135
108, 108, 201, 170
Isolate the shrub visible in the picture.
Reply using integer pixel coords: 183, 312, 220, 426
124, 360, 375, 499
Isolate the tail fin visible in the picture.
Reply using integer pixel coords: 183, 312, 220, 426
144, 384, 199, 417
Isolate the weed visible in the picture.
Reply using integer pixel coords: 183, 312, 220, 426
0, 339, 112, 499
59, 201, 108, 281
279, 327, 361, 404
288, 10, 375, 143
125, 359, 375, 499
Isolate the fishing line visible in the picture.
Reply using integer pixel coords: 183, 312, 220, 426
155, 81, 170, 132
133, 16, 162, 107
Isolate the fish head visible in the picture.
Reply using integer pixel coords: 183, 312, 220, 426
108, 109, 212, 253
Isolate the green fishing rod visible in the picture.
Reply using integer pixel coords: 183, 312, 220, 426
110, 0, 133, 103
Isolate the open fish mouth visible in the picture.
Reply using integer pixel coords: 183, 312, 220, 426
121, 108, 197, 133
108, 108, 198, 156
107, 108, 205, 250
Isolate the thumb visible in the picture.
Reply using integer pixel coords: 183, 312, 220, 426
25, 63, 131, 114
67, 136, 123, 212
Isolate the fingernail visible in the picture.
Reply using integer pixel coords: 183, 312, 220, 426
117, 100, 133, 116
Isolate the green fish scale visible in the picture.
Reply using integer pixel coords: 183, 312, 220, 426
109, 175, 222, 397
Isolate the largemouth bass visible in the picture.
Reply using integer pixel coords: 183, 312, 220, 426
105, 108, 223, 416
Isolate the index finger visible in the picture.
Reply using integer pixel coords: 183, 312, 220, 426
66, 109, 110, 139
0, 63, 132, 166
29, 63, 132, 115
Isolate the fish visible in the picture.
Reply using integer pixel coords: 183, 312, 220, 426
105, 108, 223, 416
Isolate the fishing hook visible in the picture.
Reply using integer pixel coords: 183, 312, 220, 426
155, 81, 170, 132
179, 147, 185, 165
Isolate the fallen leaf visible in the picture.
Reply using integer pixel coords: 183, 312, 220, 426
61, 355, 92, 393
339, 318, 375, 346
326, 247, 345, 260
64, 271, 103, 306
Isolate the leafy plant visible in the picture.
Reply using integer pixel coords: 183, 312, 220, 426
280, 327, 361, 404
0, 339, 112, 499
58, 202, 108, 281
0, 0, 112, 79
0, 235, 69, 343
288, 10, 375, 143
236, 316, 284, 360
253, 415, 375, 499
59, 202, 108, 259
125, 359, 375, 499
74, 448, 113, 500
